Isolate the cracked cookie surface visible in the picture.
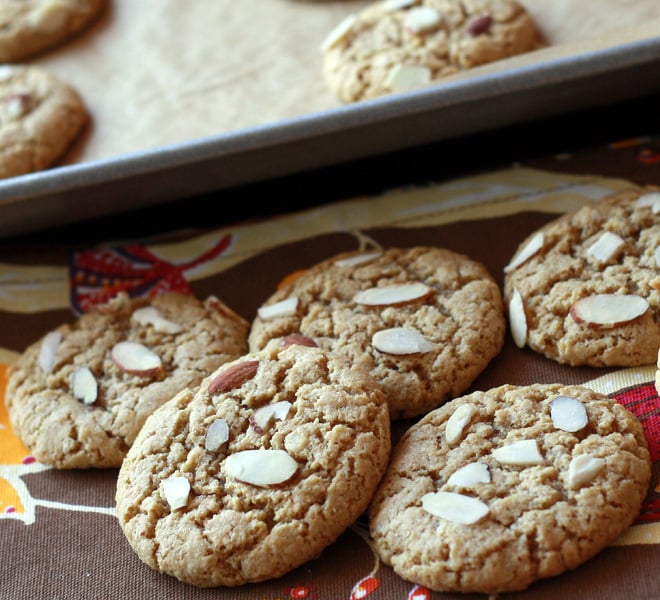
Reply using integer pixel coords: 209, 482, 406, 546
249, 246, 505, 419
0, 64, 88, 178
368, 383, 651, 594
115, 340, 390, 587
5, 291, 249, 468
0, 0, 106, 62
321, 0, 545, 102
503, 187, 660, 366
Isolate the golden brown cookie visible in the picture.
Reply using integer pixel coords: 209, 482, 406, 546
321, 0, 545, 102
0, 64, 88, 178
0, 0, 106, 63
369, 383, 651, 594
503, 187, 660, 367
5, 291, 249, 468
248, 246, 506, 420
115, 339, 391, 587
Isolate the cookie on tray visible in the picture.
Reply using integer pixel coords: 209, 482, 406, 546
0, 0, 106, 63
248, 246, 505, 420
115, 339, 391, 587
5, 291, 249, 469
368, 383, 651, 594
503, 187, 660, 367
321, 0, 545, 103
0, 64, 88, 179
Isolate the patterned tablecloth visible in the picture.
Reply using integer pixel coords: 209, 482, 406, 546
1, 136, 658, 599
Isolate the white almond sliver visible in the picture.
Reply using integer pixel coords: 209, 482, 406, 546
132, 306, 183, 334
372, 327, 437, 355
225, 449, 298, 487
383, 0, 417, 11
205, 418, 230, 452
567, 454, 606, 488
445, 404, 476, 445
570, 294, 649, 327
492, 439, 544, 466
654, 247, 660, 267
71, 366, 98, 405
384, 64, 432, 93
446, 462, 490, 488
162, 476, 190, 510
257, 297, 298, 320
333, 251, 382, 268
508, 288, 527, 348
38, 330, 62, 374
251, 401, 292, 432
504, 231, 543, 273
111, 341, 163, 376
550, 395, 588, 432
354, 282, 431, 306
403, 6, 442, 32
320, 14, 357, 52
421, 491, 489, 524
636, 191, 660, 213
586, 231, 625, 263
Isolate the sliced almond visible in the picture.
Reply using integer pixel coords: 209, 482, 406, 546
320, 14, 357, 51
384, 64, 432, 93
445, 404, 476, 445
636, 191, 660, 213
383, 0, 417, 11
38, 330, 62, 374
354, 282, 431, 306
550, 395, 588, 432
111, 341, 163, 377
654, 247, 660, 267
567, 454, 606, 488
224, 449, 298, 487
508, 288, 528, 348
446, 462, 490, 488
421, 491, 489, 524
250, 401, 292, 433
504, 231, 544, 273
372, 327, 437, 355
208, 360, 260, 395
570, 294, 649, 328
586, 231, 625, 263
282, 333, 318, 348
131, 306, 183, 334
257, 297, 298, 320
492, 439, 544, 466
205, 418, 229, 452
333, 251, 382, 268
161, 476, 190, 510
71, 366, 98, 405
403, 6, 442, 32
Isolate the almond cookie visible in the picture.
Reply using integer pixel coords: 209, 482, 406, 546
503, 187, 660, 367
248, 246, 505, 420
369, 383, 652, 594
0, 0, 106, 63
115, 339, 391, 587
321, 0, 545, 103
0, 64, 88, 178
5, 291, 249, 469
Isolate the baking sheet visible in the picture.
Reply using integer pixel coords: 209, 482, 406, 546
0, 0, 659, 238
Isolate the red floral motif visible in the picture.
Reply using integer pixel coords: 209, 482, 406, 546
408, 585, 431, 600
350, 575, 380, 599
70, 234, 233, 314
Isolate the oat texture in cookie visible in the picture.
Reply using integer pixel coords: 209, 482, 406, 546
368, 383, 651, 594
115, 339, 391, 587
321, 0, 545, 103
5, 291, 249, 468
0, 0, 106, 62
503, 187, 660, 367
248, 246, 506, 420
0, 64, 88, 179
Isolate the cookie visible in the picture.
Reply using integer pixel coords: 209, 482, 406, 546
248, 246, 505, 420
0, 64, 88, 179
115, 339, 391, 587
368, 383, 651, 594
503, 187, 660, 367
0, 0, 106, 63
321, 0, 545, 103
5, 291, 249, 469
